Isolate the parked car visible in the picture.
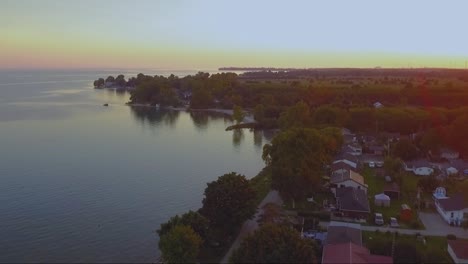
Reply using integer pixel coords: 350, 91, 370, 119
375, 213, 384, 225
376, 161, 384, 167
390, 217, 399, 227
369, 162, 376, 168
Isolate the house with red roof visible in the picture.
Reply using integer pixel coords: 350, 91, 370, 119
322, 242, 393, 264
448, 240, 468, 264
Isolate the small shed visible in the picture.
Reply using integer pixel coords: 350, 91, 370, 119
374, 193, 391, 207
400, 204, 412, 222
384, 182, 400, 200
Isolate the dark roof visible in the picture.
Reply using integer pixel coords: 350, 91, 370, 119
384, 182, 400, 193
368, 145, 385, 152
334, 152, 359, 164
448, 240, 468, 260
438, 193, 468, 211
326, 226, 362, 246
336, 187, 370, 213
404, 159, 434, 169
331, 162, 356, 173
322, 242, 393, 264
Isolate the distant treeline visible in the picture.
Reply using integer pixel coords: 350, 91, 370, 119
93, 69, 468, 154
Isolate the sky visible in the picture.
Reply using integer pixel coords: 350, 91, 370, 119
2, 0, 468, 69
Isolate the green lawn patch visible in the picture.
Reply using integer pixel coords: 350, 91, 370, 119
363, 231, 456, 263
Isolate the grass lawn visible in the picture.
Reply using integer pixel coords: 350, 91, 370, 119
361, 168, 424, 229
362, 231, 456, 263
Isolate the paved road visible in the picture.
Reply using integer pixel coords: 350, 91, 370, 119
319, 212, 468, 239
220, 190, 283, 263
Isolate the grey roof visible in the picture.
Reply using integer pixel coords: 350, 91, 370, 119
326, 225, 362, 246
331, 162, 356, 173
404, 159, 434, 169
336, 187, 370, 213
334, 152, 359, 164
438, 193, 468, 211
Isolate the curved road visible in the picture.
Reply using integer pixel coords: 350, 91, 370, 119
220, 190, 283, 263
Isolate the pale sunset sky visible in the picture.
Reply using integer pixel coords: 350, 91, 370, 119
2, 0, 468, 69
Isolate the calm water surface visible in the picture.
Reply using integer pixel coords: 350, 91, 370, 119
0, 70, 269, 262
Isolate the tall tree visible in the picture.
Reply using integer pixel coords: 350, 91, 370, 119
262, 128, 335, 201
157, 211, 209, 240
230, 223, 318, 263
393, 138, 419, 161
278, 101, 311, 129
233, 105, 245, 124
159, 225, 203, 263
200, 172, 257, 230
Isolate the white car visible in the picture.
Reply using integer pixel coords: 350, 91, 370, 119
390, 217, 399, 227
369, 162, 376, 168
375, 213, 384, 225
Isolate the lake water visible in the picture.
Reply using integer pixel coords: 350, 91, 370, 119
0, 69, 270, 262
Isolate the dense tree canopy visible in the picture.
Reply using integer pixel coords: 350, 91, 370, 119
230, 223, 318, 263
200, 172, 257, 230
262, 128, 342, 200
157, 210, 209, 240
159, 225, 203, 263
393, 138, 419, 161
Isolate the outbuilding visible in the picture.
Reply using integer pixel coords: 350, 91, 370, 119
374, 193, 391, 207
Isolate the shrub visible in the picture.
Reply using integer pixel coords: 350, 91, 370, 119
410, 220, 421, 229
447, 234, 457, 240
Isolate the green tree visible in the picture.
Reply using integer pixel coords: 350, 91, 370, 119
417, 176, 440, 194
262, 128, 334, 202
159, 225, 203, 263
230, 223, 318, 263
157, 211, 209, 240
93, 78, 105, 88
384, 156, 403, 175
278, 101, 311, 129
393, 138, 419, 161
115, 74, 126, 87
312, 105, 346, 127
253, 104, 265, 123
105, 75, 115, 83
233, 105, 245, 124
448, 114, 468, 156
200, 172, 257, 230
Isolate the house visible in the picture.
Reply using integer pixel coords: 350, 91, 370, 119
383, 182, 400, 200
333, 153, 359, 169
331, 162, 356, 174
433, 188, 468, 226
336, 187, 370, 220
322, 242, 393, 264
440, 148, 460, 160
344, 144, 362, 156
326, 221, 362, 246
330, 170, 368, 196
448, 240, 468, 264
367, 144, 385, 156
374, 193, 391, 207
404, 159, 435, 176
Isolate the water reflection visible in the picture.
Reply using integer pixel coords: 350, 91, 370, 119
130, 107, 180, 128
232, 129, 244, 147
190, 111, 232, 131
253, 130, 263, 148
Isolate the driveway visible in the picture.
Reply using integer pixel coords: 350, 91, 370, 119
418, 212, 468, 237
220, 190, 283, 263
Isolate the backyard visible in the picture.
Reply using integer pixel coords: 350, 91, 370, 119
362, 167, 424, 229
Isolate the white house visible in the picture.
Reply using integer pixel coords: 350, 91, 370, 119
433, 187, 468, 226
330, 170, 368, 196
448, 240, 468, 264
345, 144, 362, 156
440, 148, 460, 160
